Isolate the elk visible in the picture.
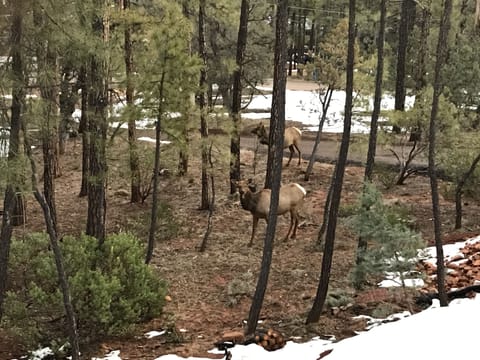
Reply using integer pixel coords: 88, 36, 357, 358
233, 179, 306, 246
251, 124, 302, 166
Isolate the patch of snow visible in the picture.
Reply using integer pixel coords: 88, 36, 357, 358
145, 330, 166, 339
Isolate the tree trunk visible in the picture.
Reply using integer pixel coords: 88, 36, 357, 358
475, 0, 480, 29
454, 152, 480, 229
414, 8, 430, 92
355, 0, 386, 286
122, 0, 142, 203
198, 0, 210, 210
304, 86, 333, 181
0, 0, 24, 320
428, 0, 452, 307
245, 0, 288, 337
229, 0, 249, 194
394, 0, 415, 133
86, 7, 108, 244
79, 65, 89, 197
34, 5, 59, 232
146, 71, 166, 263
23, 119, 81, 360
306, 0, 356, 324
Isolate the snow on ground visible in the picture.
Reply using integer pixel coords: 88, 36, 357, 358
17, 83, 480, 360
243, 88, 414, 133
89, 236, 480, 360
70, 81, 414, 135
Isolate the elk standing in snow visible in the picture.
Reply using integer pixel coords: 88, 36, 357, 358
251, 124, 302, 166
233, 179, 306, 246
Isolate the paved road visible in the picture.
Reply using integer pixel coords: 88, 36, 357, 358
241, 133, 427, 169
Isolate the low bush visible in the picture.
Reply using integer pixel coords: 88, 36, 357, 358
3, 232, 167, 347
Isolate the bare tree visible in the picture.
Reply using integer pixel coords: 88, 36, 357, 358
429, 0, 452, 307
306, 0, 356, 324
245, 0, 288, 336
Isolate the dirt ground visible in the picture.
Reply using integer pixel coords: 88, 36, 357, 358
1, 78, 479, 360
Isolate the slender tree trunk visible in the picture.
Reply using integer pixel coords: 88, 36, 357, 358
23, 122, 80, 360
415, 8, 430, 92
306, 0, 355, 324
393, 0, 415, 133
198, 0, 210, 210
428, 0, 452, 307
454, 153, 480, 229
34, 6, 59, 232
146, 73, 166, 264
229, 0, 249, 194
475, 0, 480, 30
245, 0, 288, 337
122, 0, 141, 203
304, 86, 333, 181
0, 0, 24, 320
78, 65, 89, 197
86, 5, 108, 244
355, 0, 387, 277
395, 0, 414, 111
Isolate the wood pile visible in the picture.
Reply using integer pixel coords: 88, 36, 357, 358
218, 328, 286, 352
419, 241, 480, 293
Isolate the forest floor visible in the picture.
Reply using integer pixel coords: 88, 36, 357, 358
1, 78, 480, 360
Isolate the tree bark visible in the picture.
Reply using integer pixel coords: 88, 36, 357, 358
198, 0, 210, 210
304, 86, 333, 181
428, 0, 452, 307
229, 0, 249, 194
34, 5, 59, 232
393, 0, 415, 133
245, 0, 288, 336
454, 153, 480, 229
306, 0, 355, 324
0, 0, 24, 320
86, 5, 108, 244
146, 72, 166, 264
123, 0, 142, 203
78, 65, 89, 197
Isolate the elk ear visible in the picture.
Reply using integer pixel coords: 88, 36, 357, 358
247, 178, 257, 192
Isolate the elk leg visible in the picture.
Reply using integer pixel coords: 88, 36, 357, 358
249, 215, 259, 246
293, 144, 301, 165
291, 211, 299, 239
287, 145, 295, 166
284, 210, 295, 240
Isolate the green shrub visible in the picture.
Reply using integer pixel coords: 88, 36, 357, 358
347, 183, 426, 290
3, 232, 167, 346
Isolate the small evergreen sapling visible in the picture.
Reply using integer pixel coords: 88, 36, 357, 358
348, 183, 426, 292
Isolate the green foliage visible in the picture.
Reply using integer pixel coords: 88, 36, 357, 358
325, 289, 353, 308
347, 183, 426, 289
437, 132, 480, 201
3, 232, 167, 347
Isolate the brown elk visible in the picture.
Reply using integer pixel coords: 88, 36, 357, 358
233, 179, 306, 246
251, 124, 302, 166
